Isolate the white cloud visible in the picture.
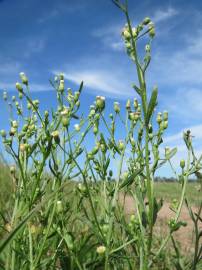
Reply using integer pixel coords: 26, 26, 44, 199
152, 7, 178, 23
59, 69, 133, 98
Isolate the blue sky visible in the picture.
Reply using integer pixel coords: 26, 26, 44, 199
0, 0, 202, 176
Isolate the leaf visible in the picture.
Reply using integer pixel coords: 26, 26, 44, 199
0, 208, 36, 253
132, 84, 142, 96
119, 168, 142, 189
111, 0, 126, 11
166, 148, 177, 160
78, 81, 83, 93
146, 86, 158, 126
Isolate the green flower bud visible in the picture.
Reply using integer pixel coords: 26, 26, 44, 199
56, 200, 63, 213
12, 120, 18, 128
149, 27, 155, 38
93, 125, 98, 135
163, 121, 168, 129
143, 17, 151, 25
51, 130, 60, 144
118, 140, 125, 151
74, 124, 80, 132
114, 102, 120, 113
132, 27, 137, 38
180, 159, 185, 169
10, 165, 16, 174
16, 82, 24, 93
163, 111, 168, 121
19, 72, 28, 85
126, 99, 131, 110
58, 80, 65, 92
9, 127, 16, 136
133, 98, 138, 109
96, 245, 106, 255
59, 73, 64, 80
96, 96, 105, 110
27, 102, 32, 110
12, 96, 16, 102
0, 130, 7, 138
145, 44, 151, 53
3, 91, 7, 101
156, 112, 162, 124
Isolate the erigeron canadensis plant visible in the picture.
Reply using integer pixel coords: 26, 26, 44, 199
0, 0, 202, 269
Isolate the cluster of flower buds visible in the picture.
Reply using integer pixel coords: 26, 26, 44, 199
157, 111, 168, 131
95, 96, 105, 111
121, 17, 155, 59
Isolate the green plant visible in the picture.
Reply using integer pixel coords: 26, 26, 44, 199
0, 1, 201, 269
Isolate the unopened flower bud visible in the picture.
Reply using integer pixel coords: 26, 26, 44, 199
58, 80, 65, 92
10, 165, 16, 174
126, 99, 131, 110
0, 130, 6, 138
118, 140, 125, 151
114, 102, 120, 113
96, 96, 105, 110
19, 72, 28, 85
3, 91, 7, 101
180, 159, 185, 169
156, 112, 162, 124
145, 44, 151, 53
51, 130, 60, 144
143, 17, 151, 25
163, 111, 168, 121
133, 98, 138, 109
163, 121, 168, 129
12, 120, 18, 128
74, 124, 80, 132
56, 200, 63, 213
96, 245, 106, 254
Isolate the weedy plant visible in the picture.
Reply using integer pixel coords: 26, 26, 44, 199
0, 0, 202, 269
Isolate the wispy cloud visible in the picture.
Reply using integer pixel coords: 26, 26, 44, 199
56, 69, 133, 98
152, 7, 178, 23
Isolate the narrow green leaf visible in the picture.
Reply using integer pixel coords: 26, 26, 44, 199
119, 168, 142, 189
146, 86, 158, 126
132, 84, 142, 96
